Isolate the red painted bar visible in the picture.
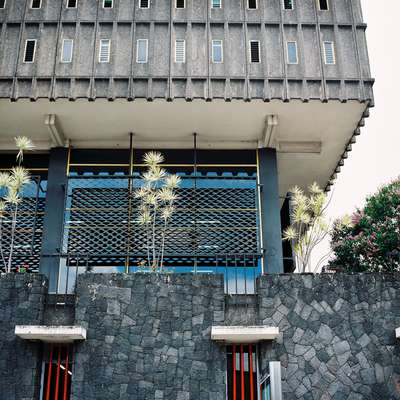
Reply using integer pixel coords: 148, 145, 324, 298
249, 344, 254, 400
54, 346, 61, 399
45, 345, 53, 400
233, 345, 236, 400
240, 345, 244, 400
63, 347, 69, 400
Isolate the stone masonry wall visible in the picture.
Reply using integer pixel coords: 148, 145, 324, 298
73, 273, 226, 400
257, 273, 400, 400
0, 273, 47, 400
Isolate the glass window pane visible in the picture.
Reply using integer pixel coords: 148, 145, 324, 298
137, 39, 148, 63
212, 40, 223, 63
62, 39, 73, 63
287, 41, 298, 64
212, 0, 221, 8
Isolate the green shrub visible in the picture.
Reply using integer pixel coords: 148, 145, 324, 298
330, 179, 400, 272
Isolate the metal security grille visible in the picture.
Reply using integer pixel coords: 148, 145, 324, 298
227, 345, 257, 400
0, 176, 46, 273
62, 173, 259, 268
250, 41, 260, 63
40, 344, 73, 400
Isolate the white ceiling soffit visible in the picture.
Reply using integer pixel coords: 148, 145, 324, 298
0, 98, 368, 194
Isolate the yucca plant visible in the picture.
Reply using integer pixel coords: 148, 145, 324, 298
282, 182, 333, 273
135, 151, 181, 272
0, 137, 34, 273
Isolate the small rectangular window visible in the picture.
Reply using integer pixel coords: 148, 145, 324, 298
66, 0, 77, 8
249, 40, 260, 63
99, 39, 110, 63
103, 0, 113, 8
23, 39, 36, 63
139, 0, 149, 8
211, 0, 221, 8
286, 41, 298, 64
212, 40, 223, 63
61, 39, 73, 63
175, 0, 185, 8
283, 0, 293, 10
248, 0, 257, 9
323, 41, 335, 64
175, 39, 185, 63
40, 344, 73, 400
31, 0, 41, 8
318, 0, 329, 10
0, 0, 6, 9
136, 39, 148, 63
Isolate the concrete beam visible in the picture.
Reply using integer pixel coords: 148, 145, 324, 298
211, 325, 279, 343
44, 114, 67, 147
277, 141, 322, 154
15, 325, 87, 343
259, 114, 279, 148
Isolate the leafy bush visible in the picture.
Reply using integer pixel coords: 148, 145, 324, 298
330, 179, 400, 272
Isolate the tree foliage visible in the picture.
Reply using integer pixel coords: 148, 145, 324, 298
283, 183, 332, 273
0, 137, 34, 273
330, 178, 400, 272
135, 151, 181, 272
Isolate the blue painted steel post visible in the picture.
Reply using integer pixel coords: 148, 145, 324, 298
258, 148, 284, 274
39, 148, 68, 292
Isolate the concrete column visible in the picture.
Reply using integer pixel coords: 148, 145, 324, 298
39, 147, 68, 292
258, 148, 284, 274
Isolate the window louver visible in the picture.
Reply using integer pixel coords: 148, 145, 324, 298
24, 40, 36, 63
103, 0, 113, 8
323, 41, 335, 64
140, 0, 149, 8
99, 39, 110, 63
175, 39, 185, 63
176, 0, 185, 8
283, 0, 293, 10
249, 41, 260, 63
212, 0, 221, 8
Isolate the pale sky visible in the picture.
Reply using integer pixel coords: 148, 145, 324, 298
310, 0, 400, 270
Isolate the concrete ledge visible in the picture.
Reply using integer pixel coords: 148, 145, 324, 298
211, 325, 279, 343
15, 325, 87, 343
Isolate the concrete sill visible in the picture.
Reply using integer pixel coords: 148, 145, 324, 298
211, 325, 279, 343
15, 325, 87, 343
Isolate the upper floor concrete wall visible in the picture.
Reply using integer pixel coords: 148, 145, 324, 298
0, 0, 373, 101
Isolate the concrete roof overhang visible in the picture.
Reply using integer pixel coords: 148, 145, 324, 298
0, 98, 370, 195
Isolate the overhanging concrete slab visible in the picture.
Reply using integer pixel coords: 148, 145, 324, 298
211, 325, 279, 343
15, 325, 87, 343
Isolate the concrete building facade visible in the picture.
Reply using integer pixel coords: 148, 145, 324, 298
0, 0, 382, 399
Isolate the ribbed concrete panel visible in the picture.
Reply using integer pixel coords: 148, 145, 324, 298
0, 0, 373, 103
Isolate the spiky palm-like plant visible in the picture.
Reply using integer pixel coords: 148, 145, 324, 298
135, 152, 181, 272
0, 137, 34, 273
282, 183, 335, 273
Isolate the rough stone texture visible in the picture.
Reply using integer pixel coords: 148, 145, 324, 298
73, 273, 226, 400
0, 273, 47, 400
258, 273, 400, 400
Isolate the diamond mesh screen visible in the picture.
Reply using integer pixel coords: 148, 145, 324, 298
63, 174, 260, 267
0, 177, 46, 273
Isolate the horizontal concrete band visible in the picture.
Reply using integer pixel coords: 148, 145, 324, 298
211, 325, 279, 343
15, 325, 87, 343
